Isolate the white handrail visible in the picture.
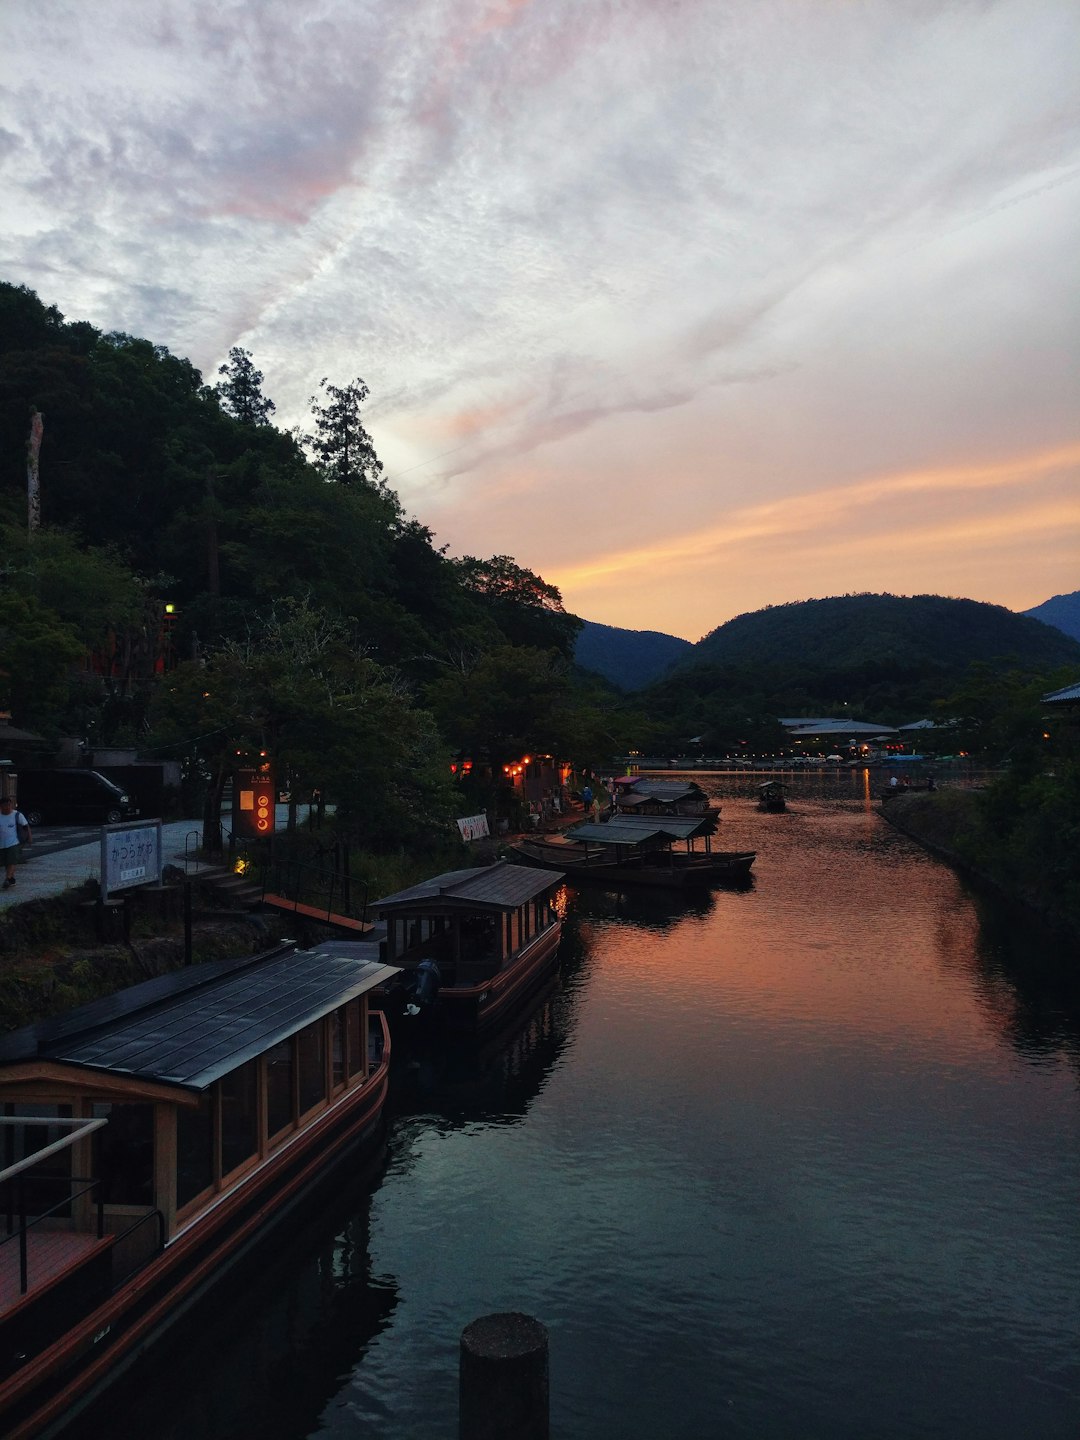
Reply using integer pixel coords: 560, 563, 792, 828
0, 1116, 108, 1184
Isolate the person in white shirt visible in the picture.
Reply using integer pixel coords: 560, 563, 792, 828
0, 795, 32, 887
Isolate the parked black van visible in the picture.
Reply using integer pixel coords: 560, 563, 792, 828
14, 770, 140, 826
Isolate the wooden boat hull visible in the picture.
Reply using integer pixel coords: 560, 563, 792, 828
509, 842, 755, 889
0, 1019, 392, 1440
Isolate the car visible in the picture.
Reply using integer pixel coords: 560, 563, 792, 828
14, 769, 140, 826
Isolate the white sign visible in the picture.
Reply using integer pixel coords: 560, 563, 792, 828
456, 813, 490, 842
101, 820, 163, 895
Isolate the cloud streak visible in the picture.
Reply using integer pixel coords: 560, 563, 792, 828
1, 0, 1077, 634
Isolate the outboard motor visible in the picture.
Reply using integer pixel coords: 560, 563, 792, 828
412, 958, 441, 1008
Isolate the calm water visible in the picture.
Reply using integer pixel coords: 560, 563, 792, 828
105, 775, 1080, 1439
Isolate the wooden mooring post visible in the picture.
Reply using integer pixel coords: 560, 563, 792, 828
459, 1312, 549, 1440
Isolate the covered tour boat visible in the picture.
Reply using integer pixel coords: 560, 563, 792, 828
370, 861, 565, 1033
757, 780, 787, 812
0, 942, 398, 1440
611, 776, 719, 818
510, 814, 755, 889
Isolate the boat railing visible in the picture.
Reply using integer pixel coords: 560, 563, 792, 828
1, 1173, 105, 1297
259, 854, 370, 928
110, 1207, 166, 1291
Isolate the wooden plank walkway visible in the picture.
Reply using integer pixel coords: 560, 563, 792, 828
260, 894, 374, 934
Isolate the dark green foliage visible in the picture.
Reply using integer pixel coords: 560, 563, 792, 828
214, 347, 276, 426
306, 376, 385, 492
640, 594, 1080, 747
692, 594, 1080, 672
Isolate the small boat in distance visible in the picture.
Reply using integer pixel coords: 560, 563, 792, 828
758, 780, 787, 812
0, 943, 398, 1440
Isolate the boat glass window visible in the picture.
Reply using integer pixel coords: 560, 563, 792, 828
92, 1102, 153, 1205
346, 1001, 363, 1079
220, 1060, 259, 1176
3, 1103, 73, 1218
297, 1020, 326, 1115
177, 1093, 214, 1209
332, 1009, 345, 1089
266, 1039, 294, 1138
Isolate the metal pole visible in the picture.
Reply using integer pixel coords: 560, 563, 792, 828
184, 880, 192, 965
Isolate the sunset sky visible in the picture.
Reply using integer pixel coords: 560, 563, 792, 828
2, 0, 1077, 640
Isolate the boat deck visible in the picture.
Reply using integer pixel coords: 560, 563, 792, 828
0, 1229, 112, 1316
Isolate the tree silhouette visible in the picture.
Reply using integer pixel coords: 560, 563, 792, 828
308, 376, 383, 489
215, 347, 276, 426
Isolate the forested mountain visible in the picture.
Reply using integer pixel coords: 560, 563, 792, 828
691, 594, 1080, 672
1024, 591, 1080, 644
574, 620, 692, 690
637, 593, 1080, 752
0, 281, 623, 842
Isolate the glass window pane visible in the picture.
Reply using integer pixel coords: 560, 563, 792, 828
266, 1039, 294, 1138
346, 1001, 363, 1078
297, 1021, 326, 1114
93, 1103, 154, 1205
332, 1010, 345, 1089
220, 1061, 259, 1175
177, 1094, 214, 1209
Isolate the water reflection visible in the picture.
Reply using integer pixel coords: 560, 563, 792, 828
89, 785, 1080, 1440
78, 1159, 399, 1440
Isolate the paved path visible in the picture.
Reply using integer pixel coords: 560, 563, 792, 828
1, 819, 205, 911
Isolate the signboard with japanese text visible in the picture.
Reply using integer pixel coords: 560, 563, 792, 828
101, 820, 163, 895
456, 813, 490, 842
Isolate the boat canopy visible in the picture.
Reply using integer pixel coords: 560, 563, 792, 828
564, 821, 687, 848
0, 945, 399, 1093
614, 779, 707, 802
375, 860, 563, 915
588, 813, 717, 840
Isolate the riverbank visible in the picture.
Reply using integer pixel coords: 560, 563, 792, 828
879, 788, 1080, 939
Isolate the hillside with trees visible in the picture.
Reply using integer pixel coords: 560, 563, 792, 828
635, 593, 1080, 754
0, 280, 634, 850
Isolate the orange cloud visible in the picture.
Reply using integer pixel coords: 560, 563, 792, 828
551, 442, 1080, 594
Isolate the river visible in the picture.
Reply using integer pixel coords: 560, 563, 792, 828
97, 774, 1080, 1439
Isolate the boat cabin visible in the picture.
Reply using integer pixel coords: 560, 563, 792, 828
376, 862, 562, 990
0, 941, 398, 1397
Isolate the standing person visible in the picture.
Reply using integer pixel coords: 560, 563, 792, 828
0, 795, 31, 888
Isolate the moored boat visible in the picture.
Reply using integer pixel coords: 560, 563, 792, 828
370, 861, 565, 1034
0, 942, 398, 1440
757, 780, 787, 812
510, 816, 755, 889
611, 776, 719, 818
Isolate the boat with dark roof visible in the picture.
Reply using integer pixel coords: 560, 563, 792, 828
364, 861, 565, 1034
510, 815, 755, 890
611, 776, 719, 819
0, 942, 398, 1440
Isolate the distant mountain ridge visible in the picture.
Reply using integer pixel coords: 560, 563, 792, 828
574, 592, 1080, 703
574, 619, 692, 690
687, 593, 1080, 672
1024, 590, 1080, 644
